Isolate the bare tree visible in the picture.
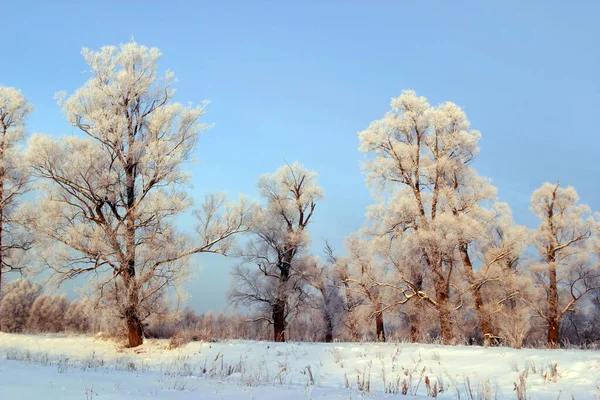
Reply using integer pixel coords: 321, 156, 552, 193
230, 162, 323, 342
25, 41, 252, 347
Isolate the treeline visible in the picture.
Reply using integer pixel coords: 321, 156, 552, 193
1, 278, 599, 349
228, 93, 600, 349
0, 41, 599, 349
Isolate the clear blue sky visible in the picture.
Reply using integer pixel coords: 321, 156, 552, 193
2, 1, 598, 313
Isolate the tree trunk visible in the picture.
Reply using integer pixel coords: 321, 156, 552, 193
408, 267, 423, 342
324, 328, 333, 343
320, 286, 334, 343
123, 269, 143, 348
459, 244, 493, 341
124, 158, 143, 348
548, 317, 559, 348
341, 280, 359, 341
126, 307, 144, 348
409, 313, 420, 342
375, 310, 385, 342
347, 311, 359, 342
547, 262, 560, 348
273, 251, 293, 342
273, 300, 286, 342
437, 300, 453, 345
324, 312, 334, 343
545, 195, 560, 349
432, 264, 454, 345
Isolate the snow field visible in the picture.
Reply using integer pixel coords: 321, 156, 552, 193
0, 333, 599, 399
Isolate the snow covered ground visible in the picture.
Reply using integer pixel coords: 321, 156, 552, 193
0, 333, 598, 399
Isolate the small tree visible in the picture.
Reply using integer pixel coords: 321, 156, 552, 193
26, 41, 252, 347
0, 279, 40, 332
64, 299, 94, 333
27, 295, 69, 333
305, 250, 345, 342
338, 234, 388, 342
333, 249, 362, 341
230, 162, 323, 342
529, 182, 600, 347
0, 87, 33, 303
474, 202, 531, 347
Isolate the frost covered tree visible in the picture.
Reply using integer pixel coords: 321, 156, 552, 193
332, 245, 362, 341
26, 295, 69, 333
447, 176, 498, 341
359, 90, 493, 344
337, 234, 388, 342
0, 88, 33, 302
369, 233, 426, 342
305, 247, 345, 342
230, 162, 323, 342
468, 202, 531, 346
64, 299, 94, 333
0, 279, 40, 332
179, 306, 200, 330
529, 182, 600, 347
25, 41, 252, 347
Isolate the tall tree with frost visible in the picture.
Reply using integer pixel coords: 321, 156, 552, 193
26, 42, 252, 347
529, 182, 600, 347
359, 90, 493, 344
230, 162, 323, 342
0, 88, 33, 304
446, 170, 497, 341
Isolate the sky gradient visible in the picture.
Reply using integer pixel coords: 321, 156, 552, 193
2, 1, 599, 312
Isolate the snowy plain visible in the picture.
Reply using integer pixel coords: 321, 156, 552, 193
0, 333, 599, 399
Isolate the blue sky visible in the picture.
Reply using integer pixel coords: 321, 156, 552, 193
2, 1, 598, 313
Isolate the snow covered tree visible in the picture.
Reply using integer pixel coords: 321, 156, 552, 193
337, 234, 389, 342
305, 248, 345, 342
26, 295, 69, 333
230, 162, 323, 342
179, 306, 200, 330
359, 90, 492, 344
0, 88, 33, 306
471, 202, 531, 347
529, 182, 600, 347
368, 233, 426, 342
0, 279, 40, 332
25, 41, 252, 347
64, 299, 94, 333
447, 175, 497, 340
333, 257, 361, 341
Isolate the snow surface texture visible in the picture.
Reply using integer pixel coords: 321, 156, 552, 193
0, 333, 599, 399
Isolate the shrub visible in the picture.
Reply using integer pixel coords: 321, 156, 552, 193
0, 280, 41, 332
